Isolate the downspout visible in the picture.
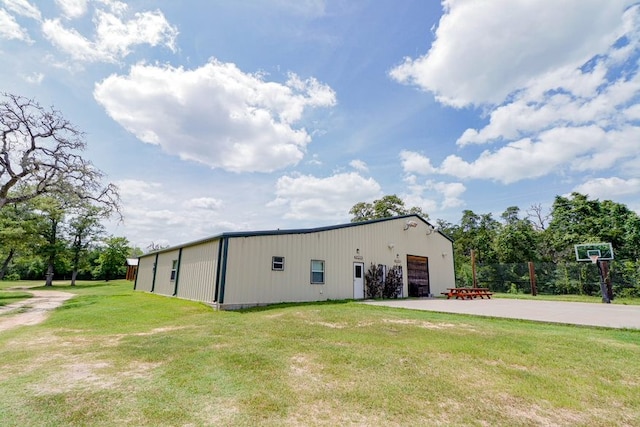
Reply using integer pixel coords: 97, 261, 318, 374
173, 248, 183, 296
214, 239, 223, 302
150, 253, 159, 293
133, 256, 140, 290
216, 238, 229, 305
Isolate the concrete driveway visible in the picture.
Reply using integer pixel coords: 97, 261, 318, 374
363, 298, 640, 329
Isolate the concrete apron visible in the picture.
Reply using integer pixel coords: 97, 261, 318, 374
362, 298, 640, 329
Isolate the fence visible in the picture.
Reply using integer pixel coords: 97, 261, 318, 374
458, 261, 640, 297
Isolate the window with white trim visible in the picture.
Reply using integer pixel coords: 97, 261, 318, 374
311, 260, 325, 284
272, 256, 285, 271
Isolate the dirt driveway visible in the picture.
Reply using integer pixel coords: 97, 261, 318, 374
0, 290, 75, 332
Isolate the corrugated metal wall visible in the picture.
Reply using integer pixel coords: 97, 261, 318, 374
136, 255, 156, 292
135, 216, 455, 308
153, 249, 181, 296
222, 217, 455, 307
175, 240, 219, 302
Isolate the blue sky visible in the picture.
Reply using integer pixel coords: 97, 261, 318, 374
2, 0, 640, 248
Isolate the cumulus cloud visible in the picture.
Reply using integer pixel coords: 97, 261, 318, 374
94, 60, 336, 173
270, 172, 382, 220
0, 8, 31, 41
572, 177, 640, 199
400, 150, 436, 175
390, 0, 632, 108
400, 176, 465, 214
42, 6, 177, 63
55, 0, 88, 19
393, 1, 640, 186
3, 0, 41, 20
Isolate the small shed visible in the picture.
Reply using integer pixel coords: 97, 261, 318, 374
125, 258, 138, 281
134, 215, 455, 309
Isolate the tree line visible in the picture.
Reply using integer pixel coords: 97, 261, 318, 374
351, 194, 640, 297
0, 92, 131, 284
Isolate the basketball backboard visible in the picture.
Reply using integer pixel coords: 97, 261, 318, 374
574, 242, 614, 262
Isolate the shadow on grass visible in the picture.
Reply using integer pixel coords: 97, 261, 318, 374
0, 292, 34, 306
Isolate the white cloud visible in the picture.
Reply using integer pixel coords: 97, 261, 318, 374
110, 179, 239, 247
400, 150, 436, 175
22, 71, 43, 84
390, 0, 633, 108
393, 2, 640, 186
270, 172, 382, 220
440, 126, 609, 184
2, 0, 41, 20
572, 177, 640, 199
185, 197, 223, 210
0, 8, 31, 41
427, 181, 466, 209
55, 0, 88, 19
94, 60, 337, 173
349, 159, 368, 172
42, 6, 177, 63
400, 177, 465, 214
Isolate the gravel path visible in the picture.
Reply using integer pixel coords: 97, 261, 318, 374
0, 290, 75, 332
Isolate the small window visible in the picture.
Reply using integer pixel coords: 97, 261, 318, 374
272, 256, 285, 271
311, 260, 325, 284
170, 260, 178, 281
355, 264, 362, 279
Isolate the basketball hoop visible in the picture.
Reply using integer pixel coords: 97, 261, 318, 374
589, 254, 599, 264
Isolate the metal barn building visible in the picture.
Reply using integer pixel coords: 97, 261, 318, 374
134, 215, 455, 309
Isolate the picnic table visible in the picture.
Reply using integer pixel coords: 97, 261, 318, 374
441, 287, 493, 300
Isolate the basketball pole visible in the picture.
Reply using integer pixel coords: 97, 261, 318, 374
595, 259, 611, 304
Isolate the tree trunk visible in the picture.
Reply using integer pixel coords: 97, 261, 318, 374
71, 270, 78, 286
0, 248, 15, 280
45, 262, 54, 286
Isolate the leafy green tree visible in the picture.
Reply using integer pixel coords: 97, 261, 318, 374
494, 206, 538, 263
0, 201, 37, 279
94, 237, 130, 281
33, 196, 69, 286
349, 194, 427, 222
67, 203, 107, 285
546, 192, 640, 262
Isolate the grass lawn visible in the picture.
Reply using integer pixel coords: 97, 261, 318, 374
0, 280, 639, 426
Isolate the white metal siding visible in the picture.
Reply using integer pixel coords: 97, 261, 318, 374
175, 240, 219, 302
221, 216, 455, 306
153, 250, 181, 296
136, 256, 155, 292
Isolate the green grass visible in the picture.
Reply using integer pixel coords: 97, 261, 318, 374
0, 280, 639, 426
0, 291, 33, 307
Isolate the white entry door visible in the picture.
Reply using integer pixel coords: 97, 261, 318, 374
353, 262, 365, 299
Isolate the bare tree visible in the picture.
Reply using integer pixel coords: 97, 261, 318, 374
0, 93, 120, 214
526, 203, 550, 231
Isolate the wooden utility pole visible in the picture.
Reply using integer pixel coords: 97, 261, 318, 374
471, 249, 477, 288
528, 261, 537, 296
